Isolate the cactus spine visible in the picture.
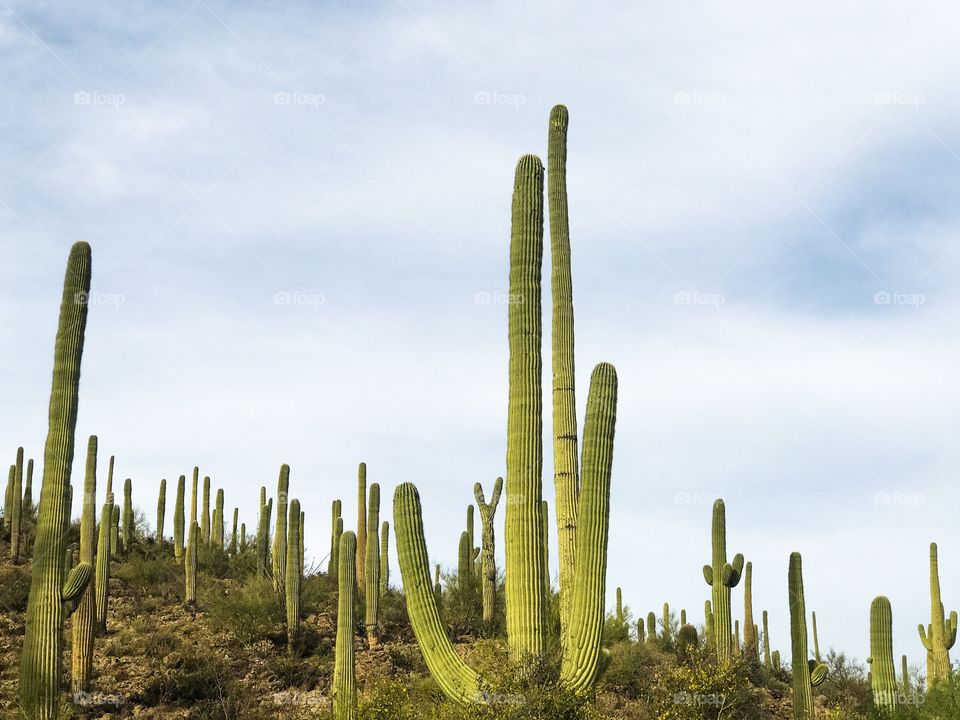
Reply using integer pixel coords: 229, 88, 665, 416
95, 492, 113, 634
71, 435, 97, 694
286, 499, 301, 652
763, 610, 772, 670
156, 478, 166, 543
365, 483, 381, 646
356, 462, 367, 588
702, 499, 744, 661
173, 474, 185, 562
273, 464, 290, 593
474, 477, 503, 625
869, 596, 898, 711
789, 552, 827, 720
20, 242, 93, 720
11, 448, 23, 563
334, 531, 357, 719
121, 478, 133, 555
744, 561, 758, 663
329, 499, 341, 574
548, 104, 580, 646
380, 520, 390, 593
918, 542, 957, 687
185, 521, 198, 608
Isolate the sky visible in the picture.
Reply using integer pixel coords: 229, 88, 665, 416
2, 0, 960, 675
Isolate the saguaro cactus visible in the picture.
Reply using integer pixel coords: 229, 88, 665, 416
458, 532, 471, 580
465, 504, 476, 576
901, 655, 910, 694
330, 516, 343, 578
744, 561, 758, 663
356, 463, 367, 587
647, 611, 657, 643
773, 650, 781, 673
548, 104, 580, 646
173, 474, 185, 562
677, 624, 698, 665
72, 435, 97, 694
239, 523, 247, 553
365, 483, 381, 646
662, 602, 672, 642
229, 507, 238, 554
329, 499, 342, 574
185, 521, 198, 608
121, 478, 133, 555
212, 488, 224, 548
273, 464, 290, 593
789, 552, 827, 720
474, 477, 503, 625
380, 521, 390, 593
20, 242, 94, 720
869, 596, 898, 712
705, 600, 714, 646
23, 457, 34, 511
702, 499, 744, 661
615, 588, 624, 625
111, 504, 120, 557
334, 531, 357, 720
637, 618, 645, 642
95, 492, 113, 634
257, 498, 273, 577
286, 499, 301, 652
763, 610, 772, 670
812, 611, 822, 662
4, 466, 13, 533
918, 542, 957, 687
10, 449, 23, 563
200, 475, 211, 545
156, 478, 166, 543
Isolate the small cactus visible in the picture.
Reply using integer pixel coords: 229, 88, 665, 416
329, 499, 342, 574
121, 478, 133, 555
647, 611, 657, 643
95, 492, 113, 634
11, 448, 23, 563
330, 515, 343, 578
662, 602, 672, 643
333, 531, 357, 719
705, 599, 714, 646
356, 462, 367, 588
869, 596, 898, 711
677, 624, 698, 665
229, 507, 238, 554
773, 649, 781, 673
637, 617, 645, 643
239, 522, 247, 554
23, 457, 34, 511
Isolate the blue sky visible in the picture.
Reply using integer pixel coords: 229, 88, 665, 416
3, 1, 960, 675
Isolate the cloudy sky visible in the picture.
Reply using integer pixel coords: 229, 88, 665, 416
3, 1, 959, 673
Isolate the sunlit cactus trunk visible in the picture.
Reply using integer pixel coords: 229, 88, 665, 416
272, 464, 290, 593
330, 516, 343, 578
744, 561, 758, 663
789, 552, 827, 720
229, 507, 238, 554
155, 478, 166, 543
286, 499, 301, 653
121, 478, 133, 555
474, 477, 502, 625
239, 523, 247, 554
23, 457, 34, 512
763, 610, 772, 670
333, 531, 357, 719
110, 504, 119, 557
869, 596, 898, 711
212, 488, 224, 549
20, 242, 93, 720
173, 474, 185, 562
365, 483, 381, 646
71, 435, 98, 694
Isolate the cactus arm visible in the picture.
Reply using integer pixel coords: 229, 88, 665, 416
703, 565, 713, 584
62, 563, 92, 604
918, 624, 932, 650
394, 483, 483, 704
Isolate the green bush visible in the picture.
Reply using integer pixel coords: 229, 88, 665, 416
0, 565, 31, 612
201, 574, 284, 646
113, 552, 182, 601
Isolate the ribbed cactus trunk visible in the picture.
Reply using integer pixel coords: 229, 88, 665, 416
365, 483, 381, 646
637, 618, 645, 642
380, 521, 390, 594
744, 561, 758, 663
11, 448, 24, 563
540, 500, 549, 596
239, 523, 246, 553
155, 478, 166, 543
71, 435, 97, 694
299, 511, 304, 581
548, 104, 580, 647
458, 532, 470, 580
773, 650, 781, 673
789, 552, 816, 720
677, 624, 698, 665
615, 588, 623, 624
901, 655, 909, 693
213, 488, 224, 549
95, 493, 113, 634
173, 474, 185, 562
505, 154, 546, 664
356, 463, 367, 588
229, 507, 238, 554
189, 468, 198, 544
663, 602, 671, 643
257, 498, 273, 577
869, 596, 898, 711
200, 475, 210, 545
763, 610, 772, 670
185, 521, 198, 608
474, 477, 502, 625
4, 466, 13, 533
121, 478, 132, 555
330, 516, 343, 578
334, 531, 357, 720
918, 543, 957, 687
272, 464, 289, 594
329, 499, 341, 574
702, 499, 743, 661
286, 499, 301, 653
20, 242, 93, 720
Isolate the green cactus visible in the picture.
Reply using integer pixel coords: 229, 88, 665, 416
763, 610, 772, 671
239, 522, 247, 554
380, 520, 390, 594
273, 464, 290, 593
616, 587, 624, 625
257, 498, 273, 577
773, 650, 781, 673
474, 477, 503, 625
330, 516, 343, 578
662, 602, 672, 643
95, 492, 113, 634
111, 504, 119, 557
918, 542, 957, 687
812, 610, 822, 663
458, 531, 471, 580
212, 488, 224, 548
229, 507, 238, 554
789, 552, 827, 720
869, 596, 898, 711
286, 499, 301, 653
744, 561, 758, 663
548, 104, 580, 647
637, 618, 645, 643
540, 499, 549, 595
329, 499, 342, 574
434, 563, 442, 606
705, 600, 714, 646
4, 465, 12, 534
365, 483, 381, 646
185, 520, 198, 608
121, 478, 133, 555
156, 478, 166, 543
173, 474, 185, 562
356, 462, 367, 588
647, 611, 657, 642
71, 435, 97, 694
901, 654, 909, 693
681, 608, 687, 626
190, 468, 198, 539
201, 475, 210, 545
702, 498, 744, 661
23, 457, 34, 512
466, 504, 476, 576
20, 241, 94, 720
11, 448, 23, 563
677, 624, 698, 665
734, 620, 741, 655
333, 531, 357, 719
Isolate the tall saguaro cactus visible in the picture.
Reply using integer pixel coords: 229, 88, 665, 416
20, 242, 94, 720
334, 531, 357, 720
173, 474, 185, 562
474, 477, 503, 625
548, 104, 580, 645
95, 492, 113, 634
286, 499, 302, 653
212, 488, 224, 548
23, 457, 34, 511
365, 483, 381, 646
918, 542, 957, 687
744, 561, 758, 663
230, 507, 238, 554
273, 464, 290, 593
869, 596, 898, 712
356, 463, 367, 588
156, 478, 166, 543
71, 435, 98, 694
702, 499, 744, 661
789, 552, 827, 720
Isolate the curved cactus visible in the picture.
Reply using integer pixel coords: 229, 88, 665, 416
200, 475, 210, 545
11, 448, 23, 563
71, 435, 97, 694
20, 242, 93, 720
333, 531, 357, 720
869, 596, 898, 711
95, 492, 113, 634
702, 499, 743, 661
273, 464, 289, 593
474, 477, 502, 625
365, 483, 381, 646
356, 462, 367, 588
744, 561, 758, 663
121, 478, 133, 555
286, 499, 301, 652
173, 474, 185, 562
380, 520, 390, 593
789, 552, 827, 720
918, 542, 957, 687
156, 478, 166, 543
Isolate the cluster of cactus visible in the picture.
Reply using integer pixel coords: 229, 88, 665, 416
702, 499, 744, 661
918, 542, 957, 688
788, 552, 827, 720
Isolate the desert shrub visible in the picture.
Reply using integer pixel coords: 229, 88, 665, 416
597, 640, 664, 699
143, 627, 180, 660
603, 610, 633, 646
113, 552, 182, 601
265, 655, 323, 690
379, 587, 414, 643
201, 573, 283, 646
0, 565, 32, 612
